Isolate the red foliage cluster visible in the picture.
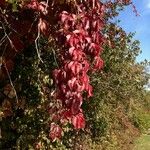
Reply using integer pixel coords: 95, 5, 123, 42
51, 0, 105, 140
0, 0, 106, 141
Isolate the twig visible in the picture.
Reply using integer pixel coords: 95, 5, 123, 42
35, 23, 43, 63
0, 21, 18, 102
33, 0, 49, 63
28, 15, 39, 33
45, 0, 49, 11
4, 62, 19, 104
0, 35, 7, 46
0, 32, 12, 47
0, 21, 18, 52
0, 57, 2, 69
0, 8, 22, 37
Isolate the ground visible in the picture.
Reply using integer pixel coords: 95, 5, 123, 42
133, 134, 150, 150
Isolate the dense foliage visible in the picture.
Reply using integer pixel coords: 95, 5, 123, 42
0, 0, 150, 149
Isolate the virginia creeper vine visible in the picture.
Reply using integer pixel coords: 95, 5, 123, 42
0, 0, 133, 141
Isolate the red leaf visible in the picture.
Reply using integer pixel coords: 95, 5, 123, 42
72, 113, 85, 129
25, 0, 48, 15
87, 84, 93, 97
62, 110, 72, 119
93, 56, 104, 70
67, 61, 82, 75
80, 73, 90, 90
66, 34, 80, 47
71, 98, 82, 115
61, 11, 70, 22
49, 123, 62, 141
69, 47, 85, 61
76, 81, 85, 92
85, 19, 90, 30
68, 77, 76, 89
82, 60, 90, 72
90, 43, 103, 56
38, 1, 48, 15
38, 18, 48, 36
26, 0, 39, 10
60, 84, 67, 93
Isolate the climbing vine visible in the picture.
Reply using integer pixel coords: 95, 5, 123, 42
0, 0, 134, 143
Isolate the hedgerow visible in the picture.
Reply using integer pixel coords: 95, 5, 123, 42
0, 0, 150, 149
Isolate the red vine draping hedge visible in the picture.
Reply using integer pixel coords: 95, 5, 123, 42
0, 0, 132, 141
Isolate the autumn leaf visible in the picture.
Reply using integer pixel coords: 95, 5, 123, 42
49, 123, 62, 141
72, 112, 85, 129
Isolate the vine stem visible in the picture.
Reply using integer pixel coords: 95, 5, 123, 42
35, 22, 44, 63
4, 62, 19, 104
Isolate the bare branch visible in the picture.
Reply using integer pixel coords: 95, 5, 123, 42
4, 62, 19, 104
0, 34, 7, 46
0, 21, 17, 52
35, 23, 43, 63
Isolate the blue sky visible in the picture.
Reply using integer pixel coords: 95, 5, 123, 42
116, 0, 150, 62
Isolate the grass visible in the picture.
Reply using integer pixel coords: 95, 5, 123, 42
133, 134, 150, 150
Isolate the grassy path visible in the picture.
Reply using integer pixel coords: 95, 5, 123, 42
133, 134, 150, 150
